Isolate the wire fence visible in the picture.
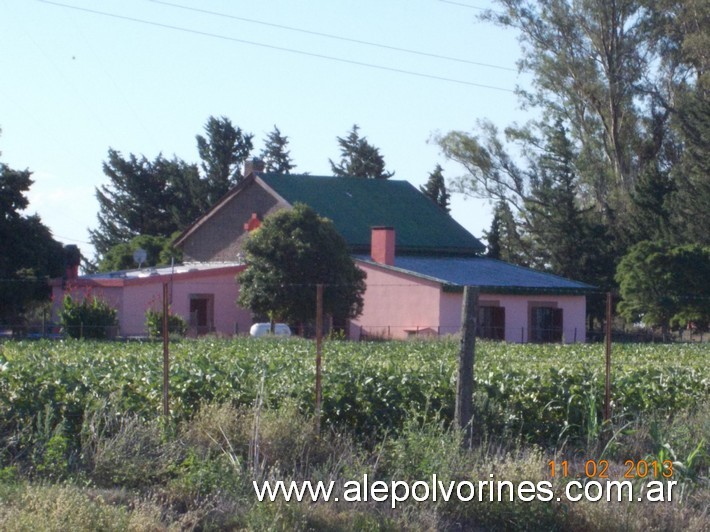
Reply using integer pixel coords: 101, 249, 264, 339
1, 322, 707, 343
356, 324, 573, 343
356, 324, 708, 343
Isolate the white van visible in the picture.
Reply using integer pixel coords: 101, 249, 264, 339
249, 322, 292, 338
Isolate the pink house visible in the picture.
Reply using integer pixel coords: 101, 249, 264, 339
52, 171, 594, 341
174, 172, 594, 342
50, 262, 251, 337
353, 228, 588, 342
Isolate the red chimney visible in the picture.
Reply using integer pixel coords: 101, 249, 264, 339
243, 213, 261, 232
371, 227, 395, 266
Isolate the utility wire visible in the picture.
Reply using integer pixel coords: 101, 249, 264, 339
148, 0, 516, 72
36, 0, 515, 93
438, 0, 489, 10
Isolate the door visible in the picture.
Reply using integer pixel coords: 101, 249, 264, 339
189, 294, 214, 335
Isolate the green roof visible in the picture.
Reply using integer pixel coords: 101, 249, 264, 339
259, 174, 485, 255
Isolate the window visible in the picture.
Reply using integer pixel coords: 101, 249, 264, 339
478, 305, 505, 340
529, 305, 563, 343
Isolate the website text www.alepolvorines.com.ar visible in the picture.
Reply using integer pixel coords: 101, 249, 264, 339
253, 474, 678, 508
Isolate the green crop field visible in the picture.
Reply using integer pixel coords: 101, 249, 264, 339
1, 338, 707, 445
0, 338, 708, 530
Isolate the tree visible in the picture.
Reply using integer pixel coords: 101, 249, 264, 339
524, 121, 601, 280
329, 125, 394, 179
671, 79, 710, 245
419, 164, 450, 212
91, 117, 255, 266
483, 200, 527, 265
627, 163, 676, 245
667, 244, 710, 329
196, 115, 253, 203
98, 234, 182, 272
483, 1, 669, 215
0, 149, 64, 323
90, 150, 204, 260
260, 126, 295, 174
238, 204, 366, 326
438, 120, 529, 216
438, 0, 708, 309
616, 241, 710, 334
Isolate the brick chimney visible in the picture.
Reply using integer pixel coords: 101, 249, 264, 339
244, 158, 265, 177
371, 227, 395, 266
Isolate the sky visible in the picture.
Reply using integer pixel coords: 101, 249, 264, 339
0, 0, 531, 261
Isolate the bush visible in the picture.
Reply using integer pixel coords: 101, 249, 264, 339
89, 416, 181, 489
59, 294, 118, 339
145, 308, 187, 338
0, 484, 133, 531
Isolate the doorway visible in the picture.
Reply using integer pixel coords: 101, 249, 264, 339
189, 294, 214, 335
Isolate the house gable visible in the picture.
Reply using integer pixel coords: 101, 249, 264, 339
175, 176, 290, 262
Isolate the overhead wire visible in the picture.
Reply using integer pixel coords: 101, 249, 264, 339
437, 0, 489, 11
36, 0, 515, 93
147, 0, 516, 72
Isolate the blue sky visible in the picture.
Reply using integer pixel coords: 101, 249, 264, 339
0, 0, 530, 260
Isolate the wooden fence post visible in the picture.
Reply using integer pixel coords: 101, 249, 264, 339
162, 282, 170, 419
315, 283, 324, 431
455, 286, 478, 442
604, 292, 612, 423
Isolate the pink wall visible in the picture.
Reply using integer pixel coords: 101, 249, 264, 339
50, 283, 124, 332
164, 270, 253, 336
439, 293, 586, 343
51, 266, 253, 337
354, 261, 587, 343
351, 263, 444, 339
51, 261, 587, 343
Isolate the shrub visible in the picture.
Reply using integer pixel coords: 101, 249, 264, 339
59, 294, 118, 339
35, 427, 69, 481
0, 484, 132, 531
90, 416, 181, 489
145, 308, 187, 338
181, 402, 251, 458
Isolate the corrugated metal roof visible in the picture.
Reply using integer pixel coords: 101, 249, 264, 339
82, 262, 243, 280
355, 255, 597, 294
259, 174, 486, 255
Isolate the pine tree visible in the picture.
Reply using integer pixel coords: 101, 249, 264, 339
90, 150, 205, 259
525, 122, 586, 276
483, 204, 503, 259
329, 125, 394, 179
419, 164, 450, 212
196, 116, 253, 203
260, 126, 295, 174
524, 122, 616, 292
483, 200, 527, 265
672, 79, 710, 246
627, 165, 676, 244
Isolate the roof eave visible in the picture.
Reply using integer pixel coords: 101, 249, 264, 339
441, 284, 599, 296
349, 244, 484, 256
